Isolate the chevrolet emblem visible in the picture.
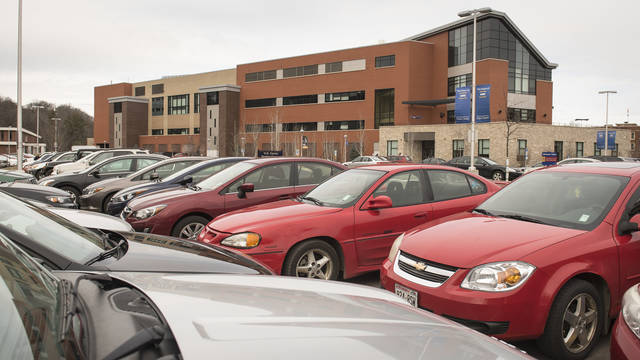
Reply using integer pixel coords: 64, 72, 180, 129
414, 262, 427, 271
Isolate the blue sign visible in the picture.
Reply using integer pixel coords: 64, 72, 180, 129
596, 131, 616, 150
475, 84, 491, 123
542, 152, 558, 166
455, 86, 471, 123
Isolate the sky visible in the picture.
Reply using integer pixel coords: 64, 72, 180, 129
0, 0, 638, 126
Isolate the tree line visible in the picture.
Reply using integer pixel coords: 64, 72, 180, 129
0, 96, 93, 153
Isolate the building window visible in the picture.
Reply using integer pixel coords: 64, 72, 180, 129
507, 108, 536, 123
374, 88, 394, 128
194, 127, 200, 134
152, 97, 164, 116
282, 122, 318, 132
214, 118, 216, 128
245, 70, 277, 82
375, 55, 395, 68
478, 139, 490, 158
283, 65, 318, 78
632, 143, 636, 151
612, 143, 619, 157
168, 128, 189, 135
325, 61, 342, 73
518, 139, 527, 157
245, 98, 276, 108
448, 24, 473, 67
113, 102, 122, 113
576, 142, 584, 157
135, 86, 145, 96
151, 129, 164, 135
168, 94, 189, 115
555, 141, 564, 161
387, 140, 398, 156
632, 132, 636, 140
283, 94, 317, 106
447, 110, 455, 124
206, 92, 219, 105
245, 124, 274, 133
151, 84, 164, 94
214, 136, 217, 145
452, 139, 464, 158
325, 120, 364, 130
447, 74, 472, 96
194, 93, 200, 113
325, 91, 365, 102
594, 143, 601, 156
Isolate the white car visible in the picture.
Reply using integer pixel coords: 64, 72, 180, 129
516, 157, 600, 173
342, 155, 389, 168
53, 149, 149, 175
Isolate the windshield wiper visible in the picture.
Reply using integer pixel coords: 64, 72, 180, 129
300, 196, 324, 206
499, 214, 547, 225
85, 239, 126, 266
473, 208, 495, 216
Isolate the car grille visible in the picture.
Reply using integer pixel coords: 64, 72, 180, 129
395, 251, 458, 288
121, 206, 132, 220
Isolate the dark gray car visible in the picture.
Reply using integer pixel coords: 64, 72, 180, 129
38, 154, 167, 199
0, 182, 77, 208
79, 156, 207, 212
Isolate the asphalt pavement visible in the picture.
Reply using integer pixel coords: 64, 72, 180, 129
346, 271, 610, 360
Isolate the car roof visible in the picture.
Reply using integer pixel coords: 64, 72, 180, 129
245, 157, 341, 165
352, 164, 469, 172
542, 161, 640, 177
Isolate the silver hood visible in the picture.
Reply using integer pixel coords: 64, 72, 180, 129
111, 273, 530, 359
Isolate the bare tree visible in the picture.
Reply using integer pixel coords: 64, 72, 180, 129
269, 108, 281, 151
244, 114, 261, 157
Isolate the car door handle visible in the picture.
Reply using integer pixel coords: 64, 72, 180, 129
414, 212, 427, 218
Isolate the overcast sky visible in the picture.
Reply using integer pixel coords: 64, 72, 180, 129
1, 0, 638, 127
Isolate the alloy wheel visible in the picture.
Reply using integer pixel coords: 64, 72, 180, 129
179, 222, 205, 240
295, 248, 334, 279
562, 293, 598, 354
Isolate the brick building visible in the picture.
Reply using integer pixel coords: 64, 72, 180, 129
0, 127, 44, 155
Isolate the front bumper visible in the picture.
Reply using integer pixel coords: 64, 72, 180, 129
107, 200, 127, 216
380, 257, 546, 340
611, 314, 640, 360
79, 194, 101, 211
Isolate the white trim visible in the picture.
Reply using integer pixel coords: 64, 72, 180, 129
447, 63, 472, 77
107, 96, 149, 104
198, 84, 241, 93
507, 93, 536, 110
393, 254, 455, 288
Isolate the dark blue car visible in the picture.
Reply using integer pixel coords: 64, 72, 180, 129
106, 157, 249, 215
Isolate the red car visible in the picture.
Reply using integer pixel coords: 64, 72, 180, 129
123, 157, 345, 238
198, 165, 499, 279
611, 284, 640, 360
381, 162, 640, 359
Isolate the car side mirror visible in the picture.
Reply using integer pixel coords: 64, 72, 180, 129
362, 195, 393, 210
149, 172, 160, 181
90, 171, 100, 178
237, 183, 255, 199
178, 175, 193, 186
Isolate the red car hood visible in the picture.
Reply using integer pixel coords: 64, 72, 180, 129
211, 200, 343, 233
401, 213, 586, 269
128, 187, 199, 210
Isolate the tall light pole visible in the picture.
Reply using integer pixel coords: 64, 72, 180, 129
51, 117, 61, 151
17, 0, 23, 170
240, 136, 245, 157
598, 90, 617, 156
343, 134, 348, 162
32, 105, 45, 154
458, 7, 492, 172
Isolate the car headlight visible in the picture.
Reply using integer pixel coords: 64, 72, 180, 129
461, 261, 535, 292
622, 284, 640, 339
83, 187, 104, 195
132, 205, 167, 220
115, 190, 146, 202
31, 162, 46, 170
387, 233, 404, 262
46, 196, 73, 204
40, 179, 55, 186
221, 232, 261, 249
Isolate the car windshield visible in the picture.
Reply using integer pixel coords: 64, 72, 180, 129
477, 171, 629, 230
0, 231, 64, 359
0, 192, 106, 264
162, 161, 209, 183
198, 162, 257, 190
480, 157, 498, 165
303, 169, 385, 208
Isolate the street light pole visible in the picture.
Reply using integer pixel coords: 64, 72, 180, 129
343, 134, 348, 162
51, 117, 61, 151
32, 105, 45, 154
598, 90, 617, 156
17, 0, 23, 170
240, 136, 245, 157
458, 7, 491, 173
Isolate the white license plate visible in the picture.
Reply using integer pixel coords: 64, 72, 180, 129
395, 284, 418, 307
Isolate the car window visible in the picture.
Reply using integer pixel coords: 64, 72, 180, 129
297, 162, 335, 185
58, 153, 76, 161
136, 158, 159, 170
191, 162, 233, 183
428, 170, 472, 201
227, 163, 292, 192
114, 151, 131, 156
468, 176, 487, 194
90, 152, 114, 165
461, 157, 470, 165
475, 158, 488, 166
352, 156, 362, 162
98, 159, 133, 173
371, 170, 424, 207
143, 160, 194, 181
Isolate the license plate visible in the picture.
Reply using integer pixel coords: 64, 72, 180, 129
395, 284, 418, 307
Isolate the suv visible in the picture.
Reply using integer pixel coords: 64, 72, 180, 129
53, 149, 149, 175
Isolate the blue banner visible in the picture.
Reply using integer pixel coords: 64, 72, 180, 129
596, 131, 616, 150
455, 86, 471, 123
475, 85, 491, 123
542, 152, 558, 166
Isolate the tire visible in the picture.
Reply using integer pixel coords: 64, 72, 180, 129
171, 215, 209, 240
58, 185, 80, 205
491, 170, 505, 181
537, 279, 603, 360
102, 193, 115, 213
283, 240, 339, 280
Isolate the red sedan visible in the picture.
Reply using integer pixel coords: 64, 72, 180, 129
611, 284, 640, 360
198, 165, 499, 279
381, 162, 640, 360
123, 158, 345, 238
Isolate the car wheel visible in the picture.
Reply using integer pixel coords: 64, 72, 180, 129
492, 170, 505, 181
537, 279, 603, 360
102, 193, 115, 213
58, 185, 80, 205
172, 215, 208, 240
283, 240, 339, 280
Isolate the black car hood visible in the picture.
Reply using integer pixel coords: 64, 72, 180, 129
0, 182, 70, 196
102, 232, 272, 275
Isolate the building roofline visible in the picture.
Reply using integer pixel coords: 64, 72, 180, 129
0, 126, 39, 138
107, 96, 149, 104
198, 85, 241, 93
404, 10, 558, 69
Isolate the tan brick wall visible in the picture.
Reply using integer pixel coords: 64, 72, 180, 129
380, 123, 633, 165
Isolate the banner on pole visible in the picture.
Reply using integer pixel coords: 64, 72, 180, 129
455, 87, 471, 123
